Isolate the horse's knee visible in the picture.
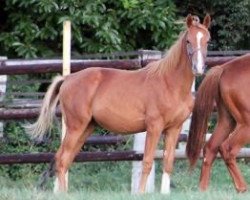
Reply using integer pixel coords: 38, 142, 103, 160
219, 143, 230, 160
202, 143, 218, 166
224, 154, 236, 166
220, 144, 237, 166
142, 160, 153, 174
163, 158, 173, 174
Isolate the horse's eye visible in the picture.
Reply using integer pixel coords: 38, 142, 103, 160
186, 40, 190, 44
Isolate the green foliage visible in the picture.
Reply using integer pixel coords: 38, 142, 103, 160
175, 0, 250, 50
0, 74, 63, 179
0, 0, 181, 58
0, 121, 60, 180
207, 0, 250, 50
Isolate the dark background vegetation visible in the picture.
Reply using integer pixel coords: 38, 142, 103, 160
1, 0, 249, 58
0, 0, 249, 180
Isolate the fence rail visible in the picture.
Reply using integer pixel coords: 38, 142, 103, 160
1, 147, 250, 165
0, 50, 249, 165
0, 55, 246, 75
0, 133, 186, 165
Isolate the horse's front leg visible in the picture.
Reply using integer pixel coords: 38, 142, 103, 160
138, 120, 162, 193
160, 126, 181, 194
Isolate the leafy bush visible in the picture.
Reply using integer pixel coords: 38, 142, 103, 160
0, 0, 181, 58
175, 0, 250, 50
207, 0, 250, 50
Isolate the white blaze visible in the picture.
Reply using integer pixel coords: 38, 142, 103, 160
196, 31, 204, 74
160, 172, 171, 194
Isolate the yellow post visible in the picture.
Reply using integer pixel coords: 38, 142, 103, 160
62, 20, 71, 140
62, 21, 71, 78
62, 20, 71, 190
54, 20, 71, 193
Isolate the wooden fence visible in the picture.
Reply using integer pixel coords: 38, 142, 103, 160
0, 55, 238, 75
0, 50, 249, 165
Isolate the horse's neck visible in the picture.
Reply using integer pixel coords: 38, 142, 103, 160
163, 51, 194, 97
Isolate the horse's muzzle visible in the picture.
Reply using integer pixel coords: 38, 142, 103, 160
192, 64, 205, 76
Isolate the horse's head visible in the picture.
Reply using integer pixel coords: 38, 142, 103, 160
185, 14, 211, 75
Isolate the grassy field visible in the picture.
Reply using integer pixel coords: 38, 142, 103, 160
1, 160, 250, 200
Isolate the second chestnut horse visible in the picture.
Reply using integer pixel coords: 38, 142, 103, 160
187, 53, 250, 192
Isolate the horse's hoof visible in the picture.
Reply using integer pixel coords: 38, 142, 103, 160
199, 185, 208, 192
237, 187, 247, 193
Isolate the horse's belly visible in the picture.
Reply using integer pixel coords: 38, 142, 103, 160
93, 110, 145, 134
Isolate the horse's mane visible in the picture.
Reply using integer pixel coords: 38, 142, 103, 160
145, 32, 187, 76
145, 23, 209, 77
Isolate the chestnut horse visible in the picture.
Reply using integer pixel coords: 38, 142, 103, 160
186, 53, 250, 192
27, 14, 210, 193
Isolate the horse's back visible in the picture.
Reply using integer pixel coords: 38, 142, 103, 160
60, 67, 144, 97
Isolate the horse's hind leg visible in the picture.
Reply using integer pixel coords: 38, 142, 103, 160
54, 119, 94, 192
219, 125, 250, 192
199, 105, 234, 191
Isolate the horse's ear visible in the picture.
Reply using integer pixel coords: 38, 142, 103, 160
186, 14, 193, 28
203, 14, 211, 28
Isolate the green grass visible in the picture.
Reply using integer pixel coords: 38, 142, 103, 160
1, 160, 250, 200
1, 189, 250, 200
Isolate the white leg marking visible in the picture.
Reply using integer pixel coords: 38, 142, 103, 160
53, 177, 60, 193
160, 172, 171, 194
196, 31, 204, 74
53, 172, 68, 193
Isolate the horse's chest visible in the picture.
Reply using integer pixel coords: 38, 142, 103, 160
165, 98, 193, 126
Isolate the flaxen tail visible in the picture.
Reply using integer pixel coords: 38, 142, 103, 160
25, 76, 65, 140
186, 66, 224, 170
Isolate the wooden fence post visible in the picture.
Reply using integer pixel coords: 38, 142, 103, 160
0, 57, 7, 138
54, 21, 71, 193
131, 50, 162, 194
